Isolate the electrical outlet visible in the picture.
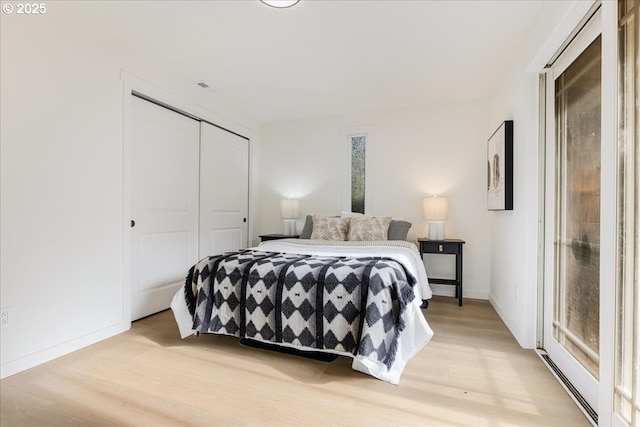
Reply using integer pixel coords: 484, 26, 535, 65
0, 307, 9, 328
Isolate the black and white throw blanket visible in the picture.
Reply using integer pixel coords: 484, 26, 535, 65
172, 243, 433, 384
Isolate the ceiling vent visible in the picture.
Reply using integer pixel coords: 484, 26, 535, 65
195, 81, 217, 93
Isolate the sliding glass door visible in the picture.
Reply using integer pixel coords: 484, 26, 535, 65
542, 11, 602, 413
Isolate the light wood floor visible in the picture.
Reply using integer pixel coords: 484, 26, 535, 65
1, 296, 590, 426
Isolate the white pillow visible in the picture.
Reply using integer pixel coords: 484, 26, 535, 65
341, 211, 405, 220
347, 216, 392, 241
341, 211, 366, 218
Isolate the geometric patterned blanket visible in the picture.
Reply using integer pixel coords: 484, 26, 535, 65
184, 249, 417, 374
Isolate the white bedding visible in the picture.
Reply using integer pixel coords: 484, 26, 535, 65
258, 239, 433, 300
171, 239, 433, 384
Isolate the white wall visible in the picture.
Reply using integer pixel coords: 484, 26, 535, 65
487, 0, 592, 348
258, 100, 491, 300
0, 5, 258, 378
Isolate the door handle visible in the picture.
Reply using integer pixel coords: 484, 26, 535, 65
131, 220, 136, 228
243, 218, 247, 223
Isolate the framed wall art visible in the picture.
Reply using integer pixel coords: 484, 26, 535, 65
487, 120, 513, 211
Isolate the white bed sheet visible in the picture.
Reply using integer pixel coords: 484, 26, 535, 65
257, 239, 432, 300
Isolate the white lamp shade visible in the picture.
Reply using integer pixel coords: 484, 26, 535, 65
280, 199, 299, 219
423, 196, 449, 221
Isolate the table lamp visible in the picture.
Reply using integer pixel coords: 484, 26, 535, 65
423, 196, 448, 240
280, 199, 299, 236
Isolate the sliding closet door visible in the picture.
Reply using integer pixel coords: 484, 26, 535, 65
199, 122, 249, 256
542, 11, 602, 412
129, 96, 200, 320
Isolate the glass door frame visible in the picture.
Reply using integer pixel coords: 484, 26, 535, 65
541, 8, 603, 413
536, 1, 617, 424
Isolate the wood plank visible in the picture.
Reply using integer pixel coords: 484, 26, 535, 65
0, 296, 590, 426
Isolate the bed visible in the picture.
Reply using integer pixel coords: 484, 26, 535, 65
171, 217, 434, 385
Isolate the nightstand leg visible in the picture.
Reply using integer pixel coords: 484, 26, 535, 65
457, 250, 463, 306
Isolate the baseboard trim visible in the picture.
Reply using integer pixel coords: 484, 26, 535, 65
488, 293, 525, 347
430, 284, 488, 300
0, 321, 130, 379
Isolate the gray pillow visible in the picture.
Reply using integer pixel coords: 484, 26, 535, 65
388, 220, 411, 240
299, 215, 313, 239
300, 215, 411, 241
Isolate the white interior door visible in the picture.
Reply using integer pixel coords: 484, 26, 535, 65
199, 122, 249, 256
542, 10, 602, 412
130, 96, 200, 320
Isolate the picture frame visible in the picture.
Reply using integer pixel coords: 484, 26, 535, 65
487, 120, 513, 211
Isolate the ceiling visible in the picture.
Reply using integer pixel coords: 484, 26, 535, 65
67, 0, 548, 123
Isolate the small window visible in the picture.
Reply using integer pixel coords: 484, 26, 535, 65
350, 135, 366, 214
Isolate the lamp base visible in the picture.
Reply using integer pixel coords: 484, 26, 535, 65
428, 222, 445, 240
283, 219, 297, 236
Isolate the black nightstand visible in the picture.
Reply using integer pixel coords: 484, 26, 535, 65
259, 234, 300, 242
418, 238, 465, 306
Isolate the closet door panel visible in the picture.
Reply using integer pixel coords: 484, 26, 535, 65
129, 96, 200, 320
199, 122, 249, 256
